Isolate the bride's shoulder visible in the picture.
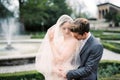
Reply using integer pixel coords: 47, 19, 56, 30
68, 38, 78, 45
71, 37, 78, 43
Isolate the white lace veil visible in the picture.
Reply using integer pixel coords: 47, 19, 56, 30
35, 14, 80, 79
35, 15, 73, 78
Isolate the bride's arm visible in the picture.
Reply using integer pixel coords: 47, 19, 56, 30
55, 41, 77, 62
49, 39, 78, 77
48, 27, 61, 63
49, 38, 77, 64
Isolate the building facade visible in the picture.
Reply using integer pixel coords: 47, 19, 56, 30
97, 3, 120, 19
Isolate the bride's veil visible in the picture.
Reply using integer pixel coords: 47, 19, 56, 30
35, 14, 74, 78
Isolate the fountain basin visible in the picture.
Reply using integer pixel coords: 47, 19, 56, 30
0, 54, 35, 66
0, 39, 42, 66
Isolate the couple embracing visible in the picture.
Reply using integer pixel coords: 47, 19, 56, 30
35, 15, 103, 80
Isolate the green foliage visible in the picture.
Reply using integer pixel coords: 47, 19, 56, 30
31, 32, 46, 39
0, 1, 13, 18
91, 30, 120, 53
104, 30, 120, 33
104, 10, 120, 26
90, 30, 103, 37
0, 70, 45, 80
91, 30, 120, 40
100, 35, 120, 40
104, 11, 116, 22
102, 41, 120, 53
20, 0, 72, 32
99, 60, 120, 79
115, 13, 120, 26
100, 76, 120, 80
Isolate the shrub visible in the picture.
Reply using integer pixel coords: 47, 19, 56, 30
91, 30, 120, 40
31, 32, 46, 39
102, 41, 120, 53
104, 30, 120, 33
98, 60, 120, 79
0, 70, 45, 80
100, 35, 120, 40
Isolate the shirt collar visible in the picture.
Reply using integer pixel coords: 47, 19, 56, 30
82, 32, 91, 43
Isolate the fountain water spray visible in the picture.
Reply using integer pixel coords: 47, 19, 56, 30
0, 0, 20, 50
0, 18, 20, 50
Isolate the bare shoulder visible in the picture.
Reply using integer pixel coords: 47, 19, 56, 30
71, 37, 78, 43
67, 37, 78, 46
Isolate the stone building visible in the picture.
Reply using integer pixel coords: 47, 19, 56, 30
97, 2, 120, 20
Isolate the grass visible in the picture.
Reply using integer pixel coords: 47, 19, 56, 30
30, 32, 46, 39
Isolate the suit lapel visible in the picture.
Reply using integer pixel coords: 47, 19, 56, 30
80, 35, 93, 56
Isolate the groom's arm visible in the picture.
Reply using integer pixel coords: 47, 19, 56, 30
66, 45, 103, 79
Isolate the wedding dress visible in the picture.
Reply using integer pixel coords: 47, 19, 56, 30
35, 15, 81, 80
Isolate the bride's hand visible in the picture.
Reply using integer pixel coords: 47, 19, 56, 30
48, 28, 54, 42
57, 66, 66, 78
52, 66, 66, 78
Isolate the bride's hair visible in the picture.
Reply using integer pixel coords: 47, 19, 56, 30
56, 14, 73, 24
54, 14, 73, 39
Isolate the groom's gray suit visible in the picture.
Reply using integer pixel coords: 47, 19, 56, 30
67, 35, 103, 80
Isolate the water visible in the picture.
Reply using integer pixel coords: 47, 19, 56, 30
0, 0, 20, 50
0, 0, 40, 66
0, 18, 20, 46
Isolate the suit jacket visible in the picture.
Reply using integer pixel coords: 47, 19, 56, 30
66, 35, 103, 80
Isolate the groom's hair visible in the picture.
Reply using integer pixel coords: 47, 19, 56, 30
70, 18, 90, 35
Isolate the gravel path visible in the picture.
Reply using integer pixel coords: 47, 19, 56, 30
102, 48, 120, 61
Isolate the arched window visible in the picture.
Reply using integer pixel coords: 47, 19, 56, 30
105, 9, 108, 14
102, 10, 105, 18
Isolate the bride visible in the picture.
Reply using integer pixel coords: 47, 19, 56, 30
35, 15, 81, 80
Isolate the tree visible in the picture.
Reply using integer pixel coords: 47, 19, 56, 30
19, 0, 72, 32
104, 8, 120, 27
0, 1, 13, 18
114, 13, 120, 26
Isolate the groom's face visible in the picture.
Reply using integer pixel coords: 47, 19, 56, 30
72, 32, 86, 40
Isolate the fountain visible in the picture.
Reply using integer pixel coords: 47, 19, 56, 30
0, 0, 41, 66
0, 0, 20, 50
0, 18, 19, 51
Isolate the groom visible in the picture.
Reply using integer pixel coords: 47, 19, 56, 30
65, 18, 103, 80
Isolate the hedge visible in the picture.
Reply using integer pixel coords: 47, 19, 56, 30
30, 32, 46, 39
0, 60, 120, 80
100, 35, 120, 40
0, 70, 45, 80
101, 74, 120, 80
102, 41, 120, 53
99, 60, 120, 79
91, 30, 120, 40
